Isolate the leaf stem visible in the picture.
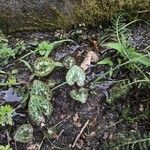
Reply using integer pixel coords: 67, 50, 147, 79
51, 82, 67, 91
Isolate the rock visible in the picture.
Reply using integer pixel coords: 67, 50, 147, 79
0, 0, 149, 33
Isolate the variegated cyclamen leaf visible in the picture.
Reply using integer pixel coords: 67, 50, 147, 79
34, 57, 62, 77
14, 124, 33, 143
66, 65, 86, 86
28, 95, 53, 126
70, 88, 88, 103
30, 80, 52, 100
34, 57, 55, 77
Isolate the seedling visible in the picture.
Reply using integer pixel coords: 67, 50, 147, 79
36, 39, 75, 57
0, 105, 14, 126
97, 58, 113, 66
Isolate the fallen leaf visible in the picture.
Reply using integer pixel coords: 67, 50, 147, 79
73, 113, 79, 122
139, 104, 144, 112
81, 51, 99, 71
27, 143, 39, 150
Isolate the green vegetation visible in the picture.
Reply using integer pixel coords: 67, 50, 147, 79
95, 14, 150, 103
0, 105, 14, 126
63, 56, 76, 69
66, 65, 86, 86
14, 124, 33, 143
34, 57, 62, 77
70, 88, 88, 104
102, 132, 150, 150
0, 14, 149, 149
94, 15, 150, 149
0, 145, 12, 150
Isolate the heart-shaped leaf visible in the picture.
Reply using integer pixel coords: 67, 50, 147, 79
66, 65, 86, 86
70, 88, 88, 103
63, 56, 76, 69
34, 57, 62, 77
14, 124, 33, 143
30, 80, 52, 100
28, 95, 53, 126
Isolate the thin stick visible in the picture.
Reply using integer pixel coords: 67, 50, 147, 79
57, 129, 65, 140
47, 139, 64, 150
38, 137, 45, 150
51, 82, 67, 91
53, 115, 71, 128
72, 120, 89, 148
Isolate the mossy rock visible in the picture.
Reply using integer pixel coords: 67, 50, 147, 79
0, 0, 149, 33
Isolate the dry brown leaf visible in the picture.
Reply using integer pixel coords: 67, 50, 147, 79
80, 51, 99, 71
27, 143, 39, 150
73, 113, 79, 122
139, 104, 144, 112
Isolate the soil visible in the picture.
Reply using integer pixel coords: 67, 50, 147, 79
0, 23, 150, 150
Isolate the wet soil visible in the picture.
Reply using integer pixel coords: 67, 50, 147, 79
0, 23, 150, 150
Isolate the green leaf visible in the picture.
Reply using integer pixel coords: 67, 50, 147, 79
6, 75, 17, 87
20, 59, 33, 72
28, 95, 53, 126
103, 42, 123, 54
0, 105, 14, 126
63, 56, 76, 69
14, 124, 33, 143
34, 57, 57, 77
97, 58, 113, 66
66, 65, 86, 86
30, 80, 52, 99
129, 52, 150, 66
0, 145, 12, 150
36, 41, 54, 56
104, 42, 150, 66
70, 88, 88, 103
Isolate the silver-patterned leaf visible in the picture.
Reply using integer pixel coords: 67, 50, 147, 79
14, 124, 33, 143
70, 88, 88, 103
28, 95, 53, 126
66, 65, 85, 86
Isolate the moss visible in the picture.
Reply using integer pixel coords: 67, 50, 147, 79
0, 0, 149, 33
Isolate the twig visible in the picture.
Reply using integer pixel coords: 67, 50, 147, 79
72, 119, 89, 148
38, 137, 45, 150
57, 129, 64, 140
53, 115, 71, 128
14, 141, 18, 150
51, 82, 67, 91
47, 139, 64, 150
